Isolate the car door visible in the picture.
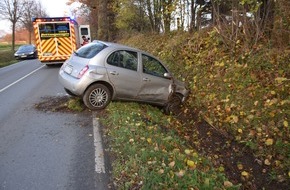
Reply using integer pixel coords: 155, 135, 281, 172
137, 53, 173, 104
106, 50, 142, 99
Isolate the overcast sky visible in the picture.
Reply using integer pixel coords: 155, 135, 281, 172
0, 0, 71, 35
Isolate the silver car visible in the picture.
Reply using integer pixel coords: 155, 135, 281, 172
58, 40, 189, 113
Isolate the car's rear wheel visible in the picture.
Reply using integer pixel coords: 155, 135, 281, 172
83, 84, 112, 110
164, 93, 182, 115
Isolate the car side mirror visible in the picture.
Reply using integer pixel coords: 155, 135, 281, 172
164, 72, 172, 79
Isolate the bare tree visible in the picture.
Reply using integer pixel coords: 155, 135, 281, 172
20, 0, 48, 44
0, 0, 26, 50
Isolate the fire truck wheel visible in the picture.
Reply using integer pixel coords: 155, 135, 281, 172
83, 84, 112, 110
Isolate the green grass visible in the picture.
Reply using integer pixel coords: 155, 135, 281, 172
67, 97, 84, 112
0, 44, 21, 68
101, 102, 240, 189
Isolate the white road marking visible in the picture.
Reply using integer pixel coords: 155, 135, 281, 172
93, 116, 106, 173
0, 65, 45, 93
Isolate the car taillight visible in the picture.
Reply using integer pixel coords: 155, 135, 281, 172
77, 65, 89, 78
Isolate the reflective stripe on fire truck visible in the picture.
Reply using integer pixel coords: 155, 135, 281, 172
33, 20, 76, 62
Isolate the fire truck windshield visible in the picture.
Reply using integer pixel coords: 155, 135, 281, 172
39, 23, 70, 39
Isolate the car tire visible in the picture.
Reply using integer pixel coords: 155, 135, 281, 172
164, 93, 182, 115
83, 84, 112, 110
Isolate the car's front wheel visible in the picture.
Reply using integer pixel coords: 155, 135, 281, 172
164, 93, 182, 115
83, 84, 112, 110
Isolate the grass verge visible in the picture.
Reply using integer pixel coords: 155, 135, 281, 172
0, 44, 20, 68
0, 50, 17, 68
100, 102, 240, 189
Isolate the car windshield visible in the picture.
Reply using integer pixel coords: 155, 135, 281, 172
19, 45, 34, 51
75, 42, 107, 59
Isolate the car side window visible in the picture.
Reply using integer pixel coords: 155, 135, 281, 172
107, 50, 138, 71
142, 54, 167, 78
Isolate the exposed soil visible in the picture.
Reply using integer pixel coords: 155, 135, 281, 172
35, 96, 289, 190
34, 96, 91, 114
176, 110, 289, 190
35, 96, 78, 113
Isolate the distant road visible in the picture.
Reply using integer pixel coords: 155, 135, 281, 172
0, 60, 110, 190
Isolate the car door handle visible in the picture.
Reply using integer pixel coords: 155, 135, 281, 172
143, 78, 150, 81
110, 71, 119, 75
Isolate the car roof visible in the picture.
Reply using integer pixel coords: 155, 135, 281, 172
93, 40, 142, 52
19, 44, 35, 48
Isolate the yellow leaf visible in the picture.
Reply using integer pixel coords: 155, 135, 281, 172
226, 115, 239, 123
275, 77, 288, 84
284, 121, 289, 127
175, 170, 185, 178
147, 138, 152, 144
247, 114, 254, 120
219, 166, 225, 172
168, 161, 175, 168
224, 181, 233, 188
264, 159, 271, 166
187, 160, 196, 169
239, 111, 245, 116
241, 171, 249, 178
158, 169, 164, 174
238, 128, 243, 133
232, 115, 239, 123
192, 152, 199, 158
154, 145, 159, 151
274, 160, 281, 167
265, 138, 274, 146
184, 149, 192, 155
237, 163, 243, 170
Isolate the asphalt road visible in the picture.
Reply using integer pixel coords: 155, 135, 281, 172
0, 60, 110, 190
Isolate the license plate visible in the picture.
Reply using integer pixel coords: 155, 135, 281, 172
64, 65, 73, 74
21, 55, 27, 58
43, 52, 53, 56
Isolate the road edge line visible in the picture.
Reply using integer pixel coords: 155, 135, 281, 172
93, 116, 106, 173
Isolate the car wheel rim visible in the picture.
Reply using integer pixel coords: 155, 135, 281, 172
89, 88, 108, 108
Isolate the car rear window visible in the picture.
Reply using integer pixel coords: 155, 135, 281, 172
75, 42, 107, 59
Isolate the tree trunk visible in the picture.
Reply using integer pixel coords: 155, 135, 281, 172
12, 22, 16, 51
28, 27, 32, 44
98, 0, 108, 41
260, 0, 275, 37
189, 0, 196, 33
146, 0, 154, 32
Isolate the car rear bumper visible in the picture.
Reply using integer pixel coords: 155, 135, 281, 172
58, 69, 88, 96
